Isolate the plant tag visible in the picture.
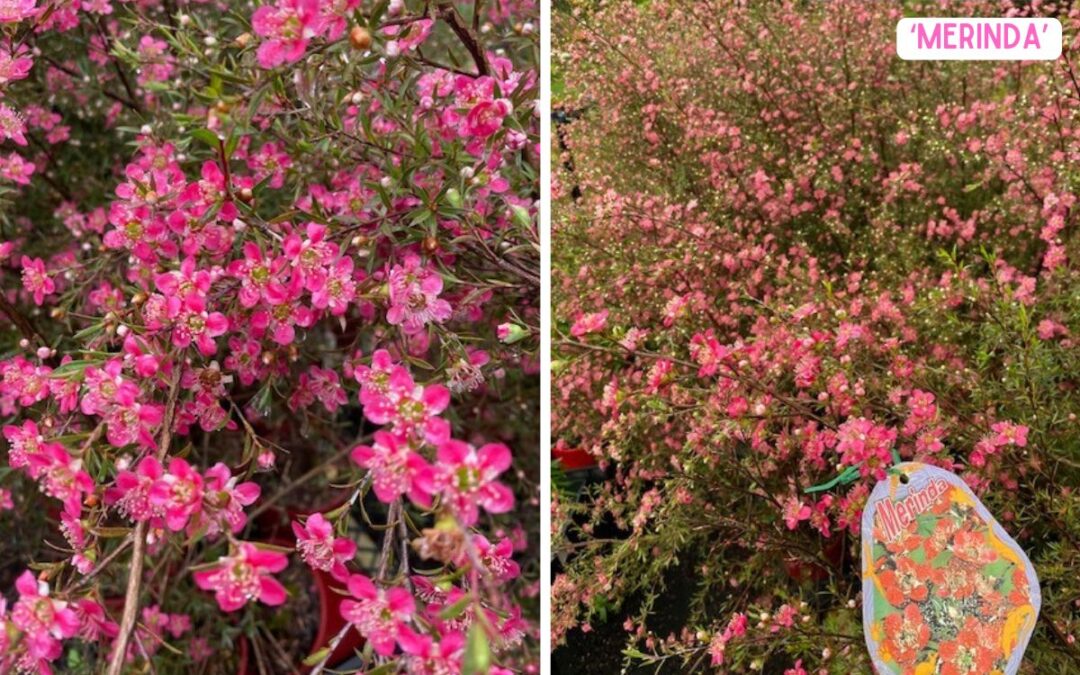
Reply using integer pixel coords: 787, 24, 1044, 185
861, 462, 1040, 675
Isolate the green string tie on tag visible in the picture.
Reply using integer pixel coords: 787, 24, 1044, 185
805, 448, 904, 494
805, 465, 860, 493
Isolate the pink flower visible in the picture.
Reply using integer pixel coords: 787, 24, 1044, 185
104, 203, 174, 263
991, 421, 1029, 448
135, 35, 174, 85
193, 543, 288, 612
165, 294, 229, 356
80, 359, 136, 417
386, 255, 452, 334
318, 0, 359, 40
0, 43, 33, 84
228, 242, 287, 307
0, 103, 29, 146
282, 222, 336, 291
73, 598, 118, 643
364, 368, 452, 445
350, 430, 431, 506
463, 99, 512, 138
153, 256, 214, 300
198, 462, 261, 536
149, 458, 204, 531
250, 274, 316, 345
289, 365, 348, 413
782, 497, 812, 530
251, 0, 323, 69
103, 395, 164, 449
809, 494, 833, 537
689, 331, 730, 377
570, 309, 608, 337
340, 574, 414, 656
0, 0, 37, 23
1037, 319, 1067, 340
3, 419, 47, 470
417, 440, 514, 525
311, 256, 357, 315
20, 256, 54, 305
383, 18, 433, 56
903, 389, 938, 435
399, 629, 470, 674
473, 534, 520, 581
835, 417, 897, 480
26, 443, 94, 516
785, 660, 809, 675
0, 151, 34, 185
292, 512, 356, 580
10, 571, 79, 666
106, 455, 163, 523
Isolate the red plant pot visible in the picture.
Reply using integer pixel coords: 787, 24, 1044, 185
254, 487, 354, 541
234, 572, 359, 674
236, 637, 251, 675
553, 445, 597, 471
783, 534, 847, 583
309, 565, 363, 669
230, 535, 362, 674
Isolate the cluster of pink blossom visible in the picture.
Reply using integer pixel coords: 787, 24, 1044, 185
552, 0, 1078, 671
0, 0, 537, 670
107, 457, 260, 536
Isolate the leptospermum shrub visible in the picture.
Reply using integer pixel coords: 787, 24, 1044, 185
0, 0, 539, 672
553, 1, 1080, 673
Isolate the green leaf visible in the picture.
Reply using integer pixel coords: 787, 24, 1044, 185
49, 359, 98, 377
190, 128, 221, 147
302, 647, 330, 666
439, 593, 473, 620
462, 623, 491, 675
622, 647, 649, 660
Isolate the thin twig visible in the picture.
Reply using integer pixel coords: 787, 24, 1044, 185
0, 293, 46, 344
106, 368, 182, 675
307, 623, 353, 675
436, 1, 489, 76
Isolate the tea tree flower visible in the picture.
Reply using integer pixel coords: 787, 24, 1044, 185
340, 573, 414, 656
10, 571, 80, 666
418, 440, 514, 525
149, 458, 205, 532
350, 430, 431, 505
20, 256, 54, 306
251, 0, 323, 69
292, 512, 356, 580
193, 543, 288, 612
386, 255, 452, 334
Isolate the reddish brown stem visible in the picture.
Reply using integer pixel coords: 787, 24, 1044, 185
106, 369, 182, 675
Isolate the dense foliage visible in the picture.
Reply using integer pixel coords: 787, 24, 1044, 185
0, 0, 540, 672
552, 1, 1080, 673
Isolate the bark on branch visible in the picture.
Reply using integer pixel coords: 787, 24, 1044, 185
436, 2, 489, 77
106, 368, 182, 675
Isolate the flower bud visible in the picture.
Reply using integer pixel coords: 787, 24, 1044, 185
349, 26, 372, 51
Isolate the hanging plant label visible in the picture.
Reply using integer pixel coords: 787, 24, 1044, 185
861, 462, 1040, 675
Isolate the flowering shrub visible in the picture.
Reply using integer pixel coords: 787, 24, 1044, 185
552, 1, 1080, 673
0, 0, 539, 672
